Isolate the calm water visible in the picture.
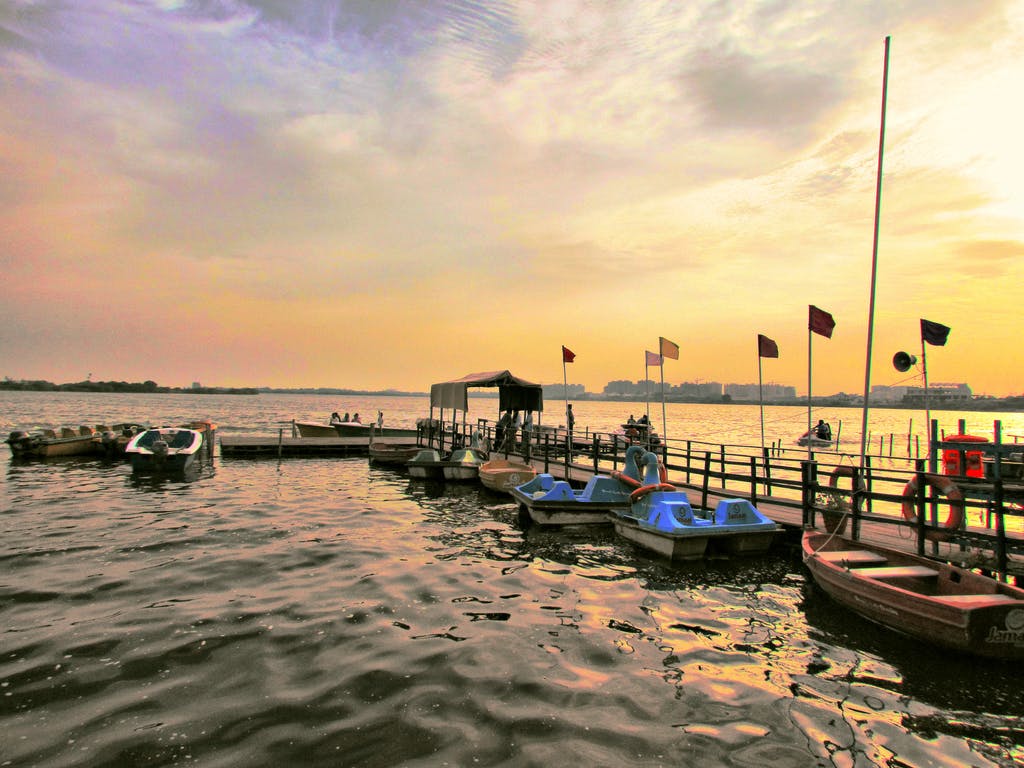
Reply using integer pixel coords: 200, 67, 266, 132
2, 392, 1023, 767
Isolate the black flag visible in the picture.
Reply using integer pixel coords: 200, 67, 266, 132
920, 318, 950, 346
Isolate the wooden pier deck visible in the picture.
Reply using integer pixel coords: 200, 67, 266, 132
219, 435, 415, 457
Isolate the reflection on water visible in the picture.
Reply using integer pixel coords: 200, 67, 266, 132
1, 393, 1023, 767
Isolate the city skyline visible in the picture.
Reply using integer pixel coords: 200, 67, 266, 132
3, 3, 1023, 396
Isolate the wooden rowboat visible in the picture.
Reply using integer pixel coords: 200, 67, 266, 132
802, 530, 1024, 660
478, 458, 536, 494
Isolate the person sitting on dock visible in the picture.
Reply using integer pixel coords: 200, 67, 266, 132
815, 419, 832, 440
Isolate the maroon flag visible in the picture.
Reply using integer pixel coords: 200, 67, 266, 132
646, 350, 662, 366
808, 305, 835, 339
757, 334, 779, 358
920, 318, 950, 346
659, 336, 679, 360
562, 345, 576, 363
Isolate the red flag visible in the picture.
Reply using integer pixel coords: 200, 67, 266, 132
562, 345, 576, 363
920, 318, 950, 346
645, 350, 662, 366
808, 305, 835, 339
757, 334, 779, 358
659, 336, 679, 360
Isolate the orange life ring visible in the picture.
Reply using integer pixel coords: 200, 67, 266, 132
901, 473, 964, 542
658, 462, 669, 484
629, 482, 675, 504
610, 469, 642, 488
828, 465, 865, 511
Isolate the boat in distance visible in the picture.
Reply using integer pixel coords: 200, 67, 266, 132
802, 530, 1024, 660
125, 427, 205, 473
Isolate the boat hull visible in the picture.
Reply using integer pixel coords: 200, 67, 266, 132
368, 443, 421, 465
125, 428, 205, 474
478, 459, 536, 494
294, 421, 338, 438
335, 423, 419, 439
803, 531, 1024, 660
6, 428, 100, 459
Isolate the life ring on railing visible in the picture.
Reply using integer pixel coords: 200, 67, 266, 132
828, 465, 865, 511
901, 473, 964, 542
629, 483, 675, 504
610, 469, 642, 489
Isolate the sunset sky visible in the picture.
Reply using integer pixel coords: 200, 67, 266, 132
3, 1, 1022, 396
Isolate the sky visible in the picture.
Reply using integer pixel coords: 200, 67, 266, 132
2, 1, 1023, 396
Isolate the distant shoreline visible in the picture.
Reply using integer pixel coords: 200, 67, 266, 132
3, 380, 1023, 412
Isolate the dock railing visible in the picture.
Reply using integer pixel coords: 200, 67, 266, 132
466, 417, 1022, 579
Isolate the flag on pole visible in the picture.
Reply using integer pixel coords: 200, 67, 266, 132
808, 305, 835, 338
562, 346, 576, 363
659, 337, 679, 360
645, 350, 662, 366
920, 319, 950, 346
757, 334, 779, 358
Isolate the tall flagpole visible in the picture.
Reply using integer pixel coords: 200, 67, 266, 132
807, 325, 813, 461
758, 343, 765, 453
920, 336, 931, 442
644, 355, 651, 425
659, 358, 667, 448
859, 35, 891, 471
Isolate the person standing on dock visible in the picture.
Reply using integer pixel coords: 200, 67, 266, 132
376, 411, 384, 429
495, 410, 512, 452
566, 404, 575, 457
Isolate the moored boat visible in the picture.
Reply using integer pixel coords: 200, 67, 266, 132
407, 448, 446, 479
5, 426, 101, 459
368, 426, 421, 466
610, 450, 780, 560
443, 446, 487, 481
478, 457, 536, 494
802, 530, 1024, 660
511, 445, 645, 526
125, 427, 205, 473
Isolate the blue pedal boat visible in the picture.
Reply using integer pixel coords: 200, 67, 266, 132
510, 445, 645, 526
611, 451, 780, 560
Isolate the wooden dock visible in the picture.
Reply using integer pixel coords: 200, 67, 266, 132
219, 435, 405, 457
513, 452, 1024, 580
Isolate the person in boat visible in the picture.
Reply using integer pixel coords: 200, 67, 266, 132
352, 413, 361, 423
330, 412, 342, 424
627, 414, 636, 424
637, 414, 649, 426
815, 419, 832, 440
343, 412, 350, 422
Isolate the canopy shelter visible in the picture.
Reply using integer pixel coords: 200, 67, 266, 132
428, 371, 544, 451
430, 370, 544, 413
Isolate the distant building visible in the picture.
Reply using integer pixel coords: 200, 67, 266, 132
191, 381, 202, 389
901, 383, 972, 407
542, 383, 586, 399
671, 381, 723, 398
724, 383, 797, 401
871, 384, 910, 404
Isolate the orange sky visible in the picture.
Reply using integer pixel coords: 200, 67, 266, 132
2, 2, 1022, 395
